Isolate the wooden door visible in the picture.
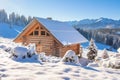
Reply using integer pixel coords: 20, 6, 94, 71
36, 44, 42, 53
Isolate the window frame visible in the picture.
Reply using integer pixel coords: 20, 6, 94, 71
34, 30, 39, 35
41, 31, 46, 36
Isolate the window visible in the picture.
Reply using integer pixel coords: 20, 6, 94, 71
34, 31, 39, 35
41, 31, 45, 35
29, 32, 33, 35
46, 33, 50, 36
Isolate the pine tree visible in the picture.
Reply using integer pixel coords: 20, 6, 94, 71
0, 9, 8, 23
9, 12, 16, 26
15, 14, 21, 26
87, 38, 97, 61
27, 16, 33, 23
20, 15, 27, 26
0, 9, 32, 27
101, 49, 109, 59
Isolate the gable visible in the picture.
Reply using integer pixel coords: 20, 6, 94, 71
13, 19, 63, 46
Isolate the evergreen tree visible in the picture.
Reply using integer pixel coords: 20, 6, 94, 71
28, 16, 33, 23
15, 14, 21, 26
0, 9, 8, 23
9, 12, 16, 26
0, 9, 32, 27
101, 49, 109, 59
87, 38, 97, 61
20, 15, 27, 26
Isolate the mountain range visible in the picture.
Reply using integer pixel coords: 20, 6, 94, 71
68, 17, 120, 29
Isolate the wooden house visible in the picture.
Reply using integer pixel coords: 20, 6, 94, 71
13, 17, 88, 57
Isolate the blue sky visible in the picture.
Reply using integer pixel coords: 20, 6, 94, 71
0, 0, 120, 21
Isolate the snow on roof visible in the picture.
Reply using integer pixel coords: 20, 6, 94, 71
36, 17, 88, 45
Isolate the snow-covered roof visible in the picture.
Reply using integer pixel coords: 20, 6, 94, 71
36, 17, 88, 45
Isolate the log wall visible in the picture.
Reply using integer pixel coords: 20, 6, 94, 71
60, 43, 81, 57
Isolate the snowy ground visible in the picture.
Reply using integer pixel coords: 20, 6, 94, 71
0, 37, 120, 80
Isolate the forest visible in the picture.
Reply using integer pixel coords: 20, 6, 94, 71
0, 9, 32, 27
76, 28, 120, 49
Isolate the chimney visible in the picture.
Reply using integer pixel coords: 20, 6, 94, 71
47, 17, 52, 20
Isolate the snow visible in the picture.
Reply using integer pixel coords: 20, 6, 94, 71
117, 48, 120, 53
11, 46, 28, 58
61, 50, 79, 64
0, 37, 120, 80
116, 32, 120, 35
36, 17, 88, 45
38, 52, 48, 62
0, 23, 23, 38
96, 56, 120, 69
83, 48, 120, 69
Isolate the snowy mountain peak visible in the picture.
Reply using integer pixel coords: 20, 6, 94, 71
95, 17, 115, 23
70, 17, 120, 29
96, 17, 104, 22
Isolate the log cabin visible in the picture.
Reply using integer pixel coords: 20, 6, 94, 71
13, 17, 88, 57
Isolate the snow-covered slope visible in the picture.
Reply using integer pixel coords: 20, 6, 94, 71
0, 23, 23, 38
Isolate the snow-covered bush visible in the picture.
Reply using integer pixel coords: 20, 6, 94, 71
87, 38, 97, 61
9, 45, 39, 63
95, 55, 120, 69
114, 53, 120, 58
0, 44, 11, 52
10, 43, 38, 59
117, 48, 120, 53
61, 50, 79, 64
38, 52, 48, 62
38, 53, 61, 63
101, 49, 109, 59
47, 56, 61, 63
27, 43, 36, 58
10, 46, 28, 59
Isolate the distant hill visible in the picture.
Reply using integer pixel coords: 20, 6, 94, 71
0, 23, 23, 38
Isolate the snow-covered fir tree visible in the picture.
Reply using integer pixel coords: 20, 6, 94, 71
0, 9, 8, 23
101, 49, 109, 59
87, 38, 97, 61
28, 16, 33, 24
0, 9, 33, 27
9, 12, 16, 26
